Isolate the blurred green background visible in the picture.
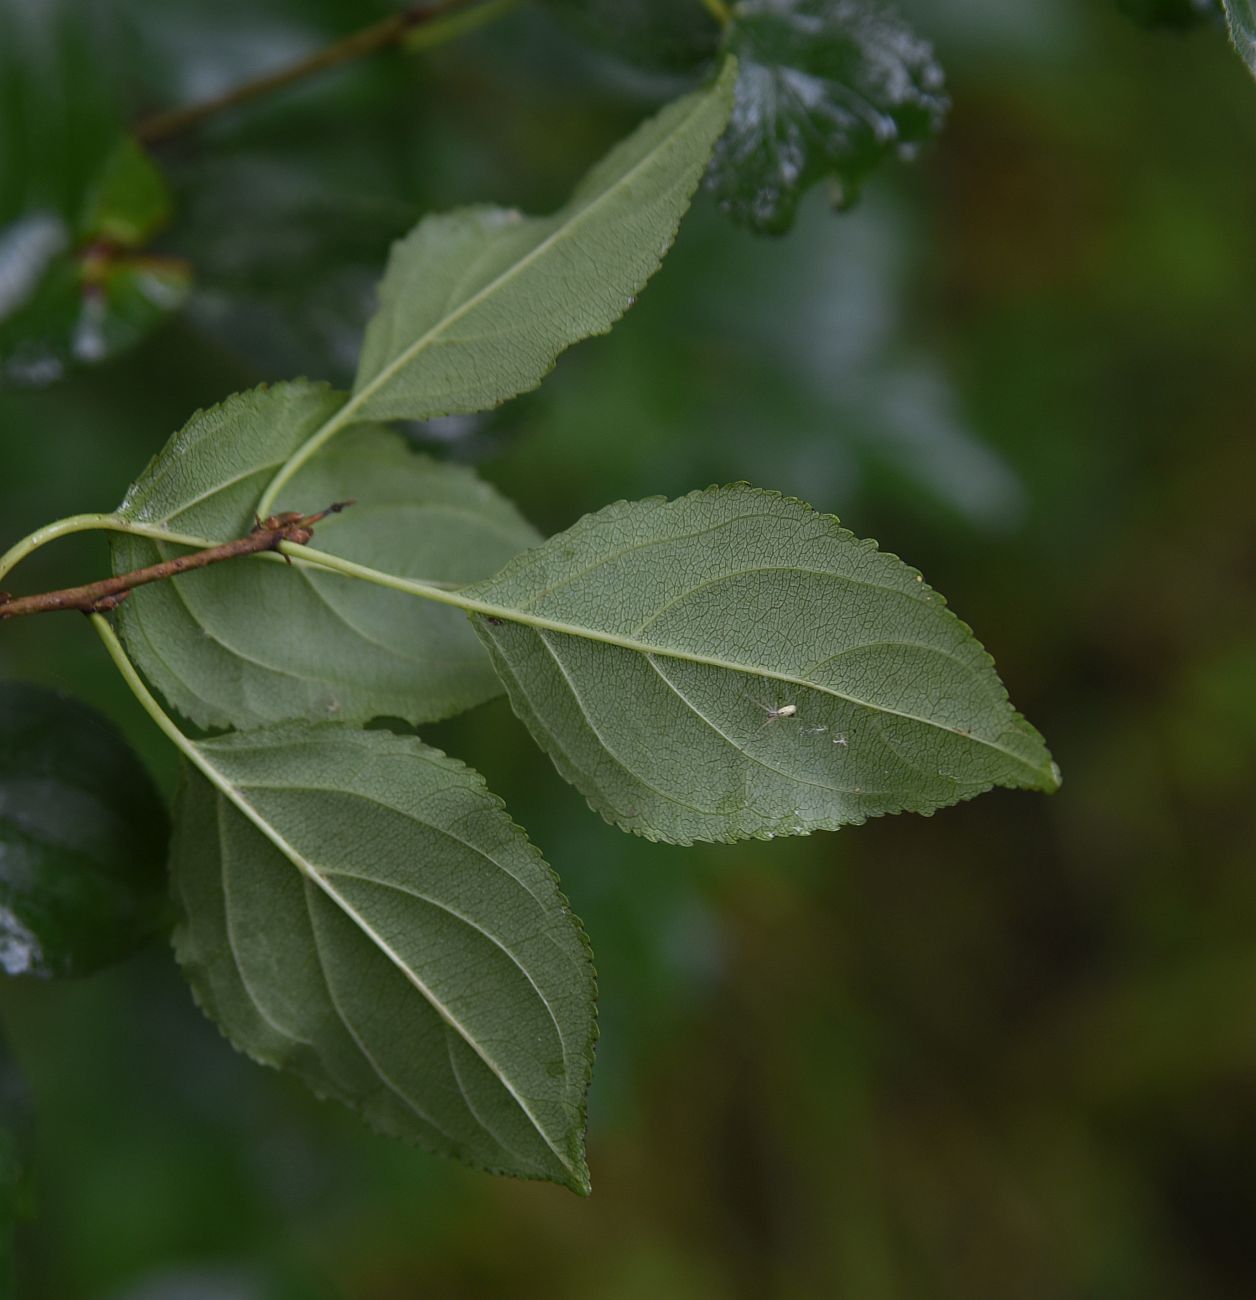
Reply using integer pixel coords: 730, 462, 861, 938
4, 0, 1256, 1296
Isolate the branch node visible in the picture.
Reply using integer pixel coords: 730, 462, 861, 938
0, 500, 355, 621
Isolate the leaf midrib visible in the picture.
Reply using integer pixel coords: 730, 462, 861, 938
256, 69, 730, 513
349, 87, 710, 411
188, 744, 579, 1181
289, 543, 1052, 786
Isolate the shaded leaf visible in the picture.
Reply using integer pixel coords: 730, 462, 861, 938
464, 486, 1058, 845
705, 0, 948, 235
0, 681, 169, 977
0, 1036, 32, 1294
536, 0, 722, 71
0, 0, 185, 386
172, 723, 596, 1192
349, 60, 736, 421
1223, 0, 1256, 74
79, 137, 173, 248
0, 139, 187, 388
112, 382, 539, 730
1118, 0, 1220, 30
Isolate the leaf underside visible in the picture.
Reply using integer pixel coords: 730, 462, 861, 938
350, 60, 737, 421
172, 724, 596, 1192
112, 381, 539, 730
706, 0, 949, 235
465, 486, 1058, 845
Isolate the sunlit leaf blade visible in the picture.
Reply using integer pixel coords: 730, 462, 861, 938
349, 60, 736, 422
465, 487, 1058, 845
172, 724, 596, 1192
1223, 0, 1256, 74
0, 682, 168, 977
112, 382, 539, 729
706, 0, 948, 235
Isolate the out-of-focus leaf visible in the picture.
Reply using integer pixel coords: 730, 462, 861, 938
112, 382, 540, 730
172, 723, 596, 1192
79, 137, 173, 248
0, 241, 190, 387
0, 682, 169, 978
0, 1125, 19, 1295
1118, 0, 1220, 30
466, 486, 1058, 844
0, 2, 187, 386
349, 60, 736, 421
1222, 0, 1256, 73
536, 0, 722, 71
705, 0, 948, 235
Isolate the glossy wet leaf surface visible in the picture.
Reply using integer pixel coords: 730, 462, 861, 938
466, 486, 1058, 844
0, 682, 169, 978
706, 0, 948, 234
172, 723, 596, 1192
112, 382, 539, 730
1223, 0, 1256, 73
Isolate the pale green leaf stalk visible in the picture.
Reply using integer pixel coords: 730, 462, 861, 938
111, 381, 538, 729
255, 58, 738, 514
263, 485, 1060, 845
92, 616, 597, 1193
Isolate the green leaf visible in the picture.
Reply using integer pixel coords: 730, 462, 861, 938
0, 681, 169, 977
171, 723, 596, 1192
0, 1125, 20, 1292
112, 382, 539, 730
0, 129, 187, 388
1223, 0, 1256, 74
0, 2, 185, 385
79, 137, 172, 248
536, 0, 722, 71
1118, 0, 1220, 31
349, 60, 736, 422
706, 0, 948, 235
462, 486, 1058, 845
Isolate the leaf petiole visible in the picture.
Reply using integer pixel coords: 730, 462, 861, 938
0, 514, 216, 587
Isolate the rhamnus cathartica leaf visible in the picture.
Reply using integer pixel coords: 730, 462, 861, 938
462, 487, 1059, 845
706, 0, 948, 234
171, 724, 596, 1192
0, 682, 168, 977
111, 382, 539, 729
347, 59, 737, 422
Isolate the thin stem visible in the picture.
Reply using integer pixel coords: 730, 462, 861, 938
699, 0, 733, 25
0, 514, 252, 587
91, 614, 204, 768
134, 0, 490, 146
1, 505, 350, 620
405, 0, 518, 50
0, 515, 122, 586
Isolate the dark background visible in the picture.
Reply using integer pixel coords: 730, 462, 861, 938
3, 1, 1256, 1296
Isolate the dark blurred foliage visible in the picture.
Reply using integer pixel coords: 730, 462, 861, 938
2, 0, 1256, 1296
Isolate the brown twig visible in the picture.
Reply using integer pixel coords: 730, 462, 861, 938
134, 0, 481, 145
0, 503, 353, 621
